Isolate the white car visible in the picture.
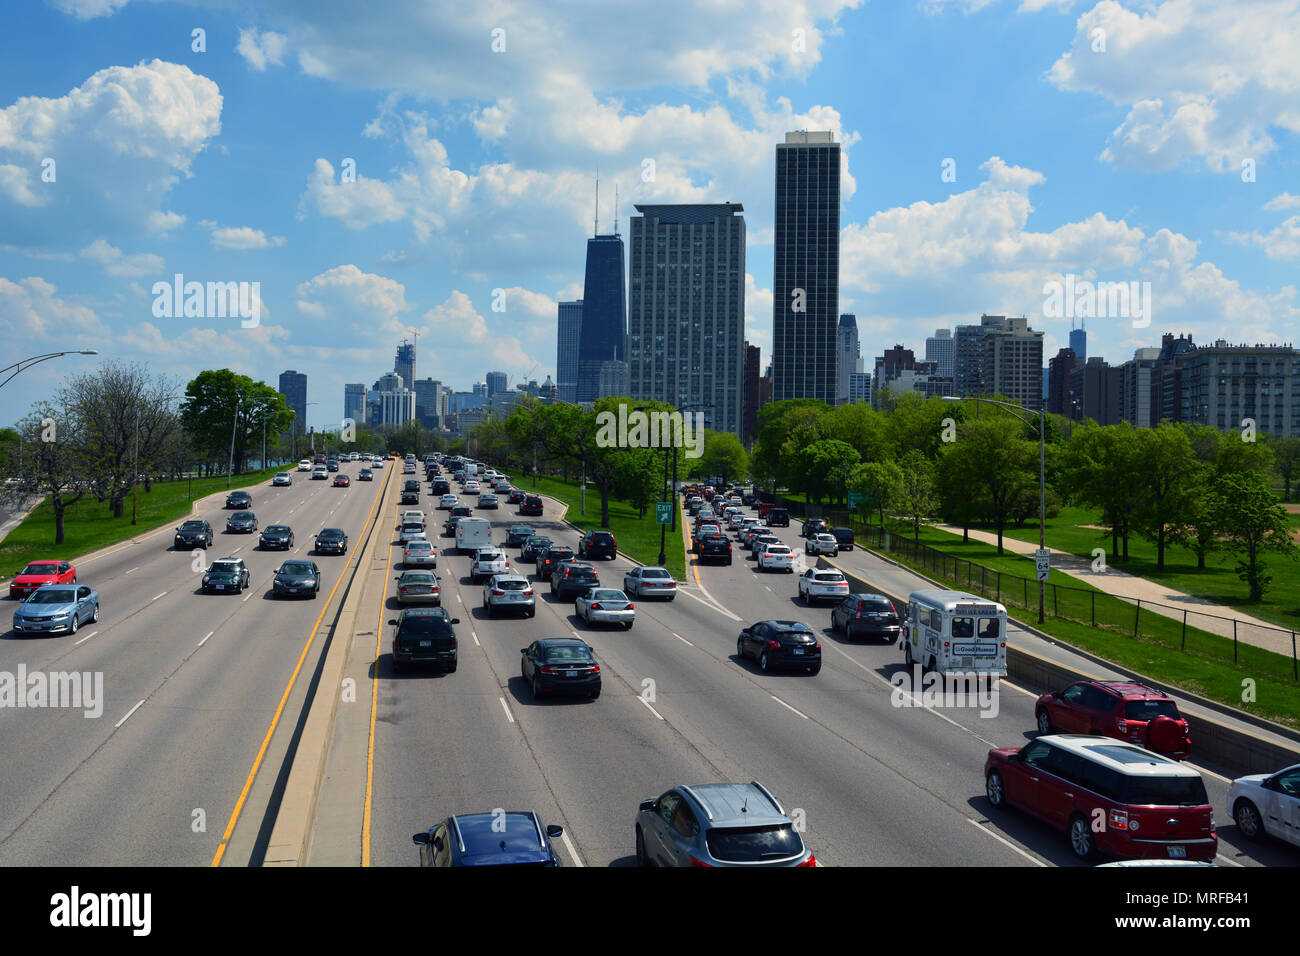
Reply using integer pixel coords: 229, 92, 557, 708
805, 533, 839, 556
727, 511, 747, 531
312, 466, 328, 480
464, 480, 481, 494
757, 544, 795, 572
297, 459, 312, 472
398, 521, 426, 544
438, 493, 458, 510
273, 472, 293, 486
575, 588, 635, 629
482, 573, 536, 617
798, 568, 850, 604
372, 457, 385, 468
470, 548, 510, 583
403, 538, 437, 568
623, 566, 677, 600
1228, 764, 1300, 847
751, 533, 781, 557
400, 509, 425, 526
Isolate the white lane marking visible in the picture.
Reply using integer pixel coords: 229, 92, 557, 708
770, 695, 809, 719
572, 629, 582, 639
671, 632, 694, 647
639, 697, 665, 720
150, 592, 166, 602
73, 630, 98, 646
457, 594, 463, 603
1215, 854, 1244, 867
764, 585, 772, 592
676, 586, 742, 622
472, 630, 480, 647
498, 697, 515, 724
966, 818, 1047, 866
124, 567, 139, 575
232, 547, 242, 554
243, 593, 252, 602
198, 631, 214, 647
560, 831, 585, 867
115, 700, 145, 728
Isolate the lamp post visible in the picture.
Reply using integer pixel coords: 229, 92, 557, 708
942, 394, 1047, 625
0, 349, 98, 390
131, 406, 140, 525
226, 396, 241, 490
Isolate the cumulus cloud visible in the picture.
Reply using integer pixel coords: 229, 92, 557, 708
295, 264, 412, 322
1225, 217, 1300, 261
79, 239, 164, 278
198, 221, 287, 250
1264, 192, 1300, 212
236, 28, 288, 71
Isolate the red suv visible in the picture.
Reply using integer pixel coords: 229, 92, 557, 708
985, 734, 1217, 862
1035, 681, 1191, 759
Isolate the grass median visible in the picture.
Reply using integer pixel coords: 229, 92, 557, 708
1, 467, 291, 582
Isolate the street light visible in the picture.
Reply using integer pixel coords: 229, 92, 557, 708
0, 350, 98, 390
942, 395, 1047, 625
226, 396, 241, 490
635, 402, 714, 566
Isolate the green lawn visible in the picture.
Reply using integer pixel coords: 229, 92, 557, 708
524, 475, 686, 581
0, 466, 290, 582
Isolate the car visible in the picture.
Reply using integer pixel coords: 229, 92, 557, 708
482, 573, 536, 617
226, 511, 258, 533
520, 638, 601, 698
1227, 764, 1300, 847
750, 533, 781, 558
314, 528, 348, 555
398, 511, 426, 535
507, 488, 526, 504
1034, 681, 1192, 758
634, 782, 815, 868
757, 544, 795, 572
830, 527, 855, 551
390, 606, 461, 672
470, 548, 510, 583
174, 520, 213, 550
359, 468, 373, 481
504, 524, 535, 548
372, 457, 385, 469
272, 560, 320, 599
521, 536, 554, 563
798, 568, 851, 605
696, 533, 733, 565
623, 566, 677, 600
403, 538, 437, 568
740, 523, 770, 549
477, 493, 499, 510
443, 514, 466, 538
431, 479, 451, 496
438, 493, 458, 510
520, 494, 544, 516
395, 569, 441, 605
536, 547, 576, 580
11, 584, 100, 634
804, 532, 838, 556
767, 508, 790, 527
225, 490, 252, 509
413, 812, 564, 867
575, 588, 635, 629
742, 492, 757, 506
686, 496, 703, 515
577, 529, 618, 560
333, 474, 351, 488
737, 620, 821, 674
400, 489, 418, 504
985, 735, 1217, 862
396, 520, 425, 545
726, 511, 747, 532
326, 460, 339, 472
8, 560, 76, 599
802, 518, 829, 539
313, 454, 326, 465
691, 524, 721, 550
831, 593, 902, 642
258, 524, 294, 550
272, 471, 293, 486
550, 561, 600, 601
312, 466, 328, 480
298, 459, 313, 472
203, 558, 250, 594
757, 501, 773, 519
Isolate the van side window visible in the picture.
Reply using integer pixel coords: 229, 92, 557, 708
978, 617, 999, 638
1045, 748, 1085, 786
928, 609, 942, 630
951, 617, 974, 638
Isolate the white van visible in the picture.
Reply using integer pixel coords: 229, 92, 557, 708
464, 462, 479, 478
454, 516, 493, 555
901, 589, 1007, 677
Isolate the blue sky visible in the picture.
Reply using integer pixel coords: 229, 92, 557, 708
1, 0, 1297, 431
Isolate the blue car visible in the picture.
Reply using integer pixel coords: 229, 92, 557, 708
413, 811, 564, 867
12, 584, 100, 635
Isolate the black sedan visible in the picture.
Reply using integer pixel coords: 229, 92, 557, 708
226, 511, 258, 533
830, 593, 901, 642
314, 528, 348, 555
504, 524, 535, 548
359, 468, 373, 481
520, 639, 601, 699
174, 519, 212, 549
225, 490, 253, 509
273, 560, 321, 598
259, 524, 294, 550
520, 535, 553, 563
736, 621, 821, 675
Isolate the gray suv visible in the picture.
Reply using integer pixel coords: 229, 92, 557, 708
634, 781, 815, 867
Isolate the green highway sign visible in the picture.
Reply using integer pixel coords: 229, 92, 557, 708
655, 502, 673, 525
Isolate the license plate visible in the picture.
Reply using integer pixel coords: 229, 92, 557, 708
566, 670, 577, 677
420, 641, 432, 648
1167, 846, 1186, 858
215, 585, 225, 590
791, 648, 804, 655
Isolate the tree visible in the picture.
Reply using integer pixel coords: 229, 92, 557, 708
1132, 424, 1198, 570
794, 439, 860, 505
686, 430, 749, 486
895, 449, 938, 542
1270, 436, 1300, 502
1058, 422, 1147, 562
1, 408, 87, 545
848, 459, 903, 528
179, 370, 294, 475
822, 402, 893, 463
1211, 471, 1297, 601
940, 417, 1037, 554
886, 393, 956, 460
750, 399, 830, 491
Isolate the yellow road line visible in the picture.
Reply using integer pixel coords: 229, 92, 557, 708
362, 484, 396, 867
209, 470, 386, 867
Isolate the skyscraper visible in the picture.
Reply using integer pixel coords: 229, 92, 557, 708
742, 341, 761, 449
343, 383, 366, 426
772, 130, 840, 403
578, 234, 627, 402
373, 372, 414, 427
836, 314, 861, 406
486, 371, 508, 397
557, 300, 582, 404
925, 328, 954, 380
278, 370, 307, 439
1069, 321, 1087, 364
628, 202, 746, 435
395, 341, 415, 389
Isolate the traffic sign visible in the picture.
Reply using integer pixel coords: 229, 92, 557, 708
655, 502, 673, 525
1035, 548, 1051, 582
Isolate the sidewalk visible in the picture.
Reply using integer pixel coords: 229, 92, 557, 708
0, 495, 42, 547
931, 523, 1295, 657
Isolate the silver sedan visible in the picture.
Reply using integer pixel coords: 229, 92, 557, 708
395, 570, 441, 605
575, 588, 635, 630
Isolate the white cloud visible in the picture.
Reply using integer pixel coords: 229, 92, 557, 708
418, 290, 539, 373
79, 239, 165, 278
295, 264, 412, 323
0, 275, 109, 339
299, 157, 405, 229
48, 0, 129, 18
1264, 192, 1300, 211
236, 28, 288, 71
471, 99, 513, 142
205, 224, 287, 250
1225, 216, 1300, 261
147, 210, 185, 234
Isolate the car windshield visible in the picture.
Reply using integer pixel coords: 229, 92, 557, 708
1124, 699, 1181, 720
408, 542, 431, 552
590, 589, 625, 601
403, 572, 436, 583
26, 588, 76, 604
180, 521, 205, 531
542, 646, 593, 662
768, 546, 789, 554
705, 824, 805, 863
319, 529, 343, 539
265, 526, 289, 533
20, 563, 58, 575
281, 563, 314, 575
813, 573, 843, 582
862, 598, 895, 612
1118, 775, 1209, 807
478, 552, 503, 561
211, 562, 240, 574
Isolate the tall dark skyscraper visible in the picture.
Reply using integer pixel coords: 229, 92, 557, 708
278, 370, 307, 438
395, 340, 415, 389
1069, 321, 1087, 363
577, 233, 627, 402
557, 300, 582, 404
772, 130, 840, 404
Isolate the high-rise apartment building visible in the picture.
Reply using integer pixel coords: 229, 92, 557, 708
343, 383, 366, 426
628, 203, 746, 435
557, 300, 582, 404
1047, 348, 1076, 416
980, 315, 1045, 410
1069, 322, 1087, 364
742, 341, 761, 448
772, 130, 840, 404
486, 371, 507, 397
836, 314, 861, 405
413, 378, 443, 427
278, 370, 307, 438
925, 328, 954, 380
372, 372, 414, 427
395, 341, 415, 390
577, 234, 627, 402
1177, 340, 1300, 436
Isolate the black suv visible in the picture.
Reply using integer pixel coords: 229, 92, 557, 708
830, 593, 901, 642
697, 533, 733, 565
431, 478, 451, 496
536, 546, 575, 579
174, 519, 213, 549
737, 620, 821, 674
830, 527, 855, 551
767, 508, 790, 527
550, 561, 600, 601
225, 490, 252, 509
401, 479, 420, 505
520, 494, 544, 516
802, 518, 829, 539
521, 536, 553, 563
390, 607, 461, 673
577, 530, 617, 560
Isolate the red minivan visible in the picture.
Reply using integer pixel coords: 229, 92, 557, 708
1035, 681, 1191, 758
985, 734, 1217, 862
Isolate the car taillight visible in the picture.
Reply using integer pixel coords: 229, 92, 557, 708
523, 588, 533, 596
399, 586, 407, 592
590, 603, 602, 610
796, 854, 817, 867
590, 664, 600, 673
492, 589, 504, 596
540, 665, 557, 674
813, 642, 821, 650
768, 639, 782, 650
626, 602, 634, 609
1110, 809, 1129, 831
688, 855, 713, 867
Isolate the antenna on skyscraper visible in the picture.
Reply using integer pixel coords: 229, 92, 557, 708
614, 184, 619, 235
594, 169, 600, 236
